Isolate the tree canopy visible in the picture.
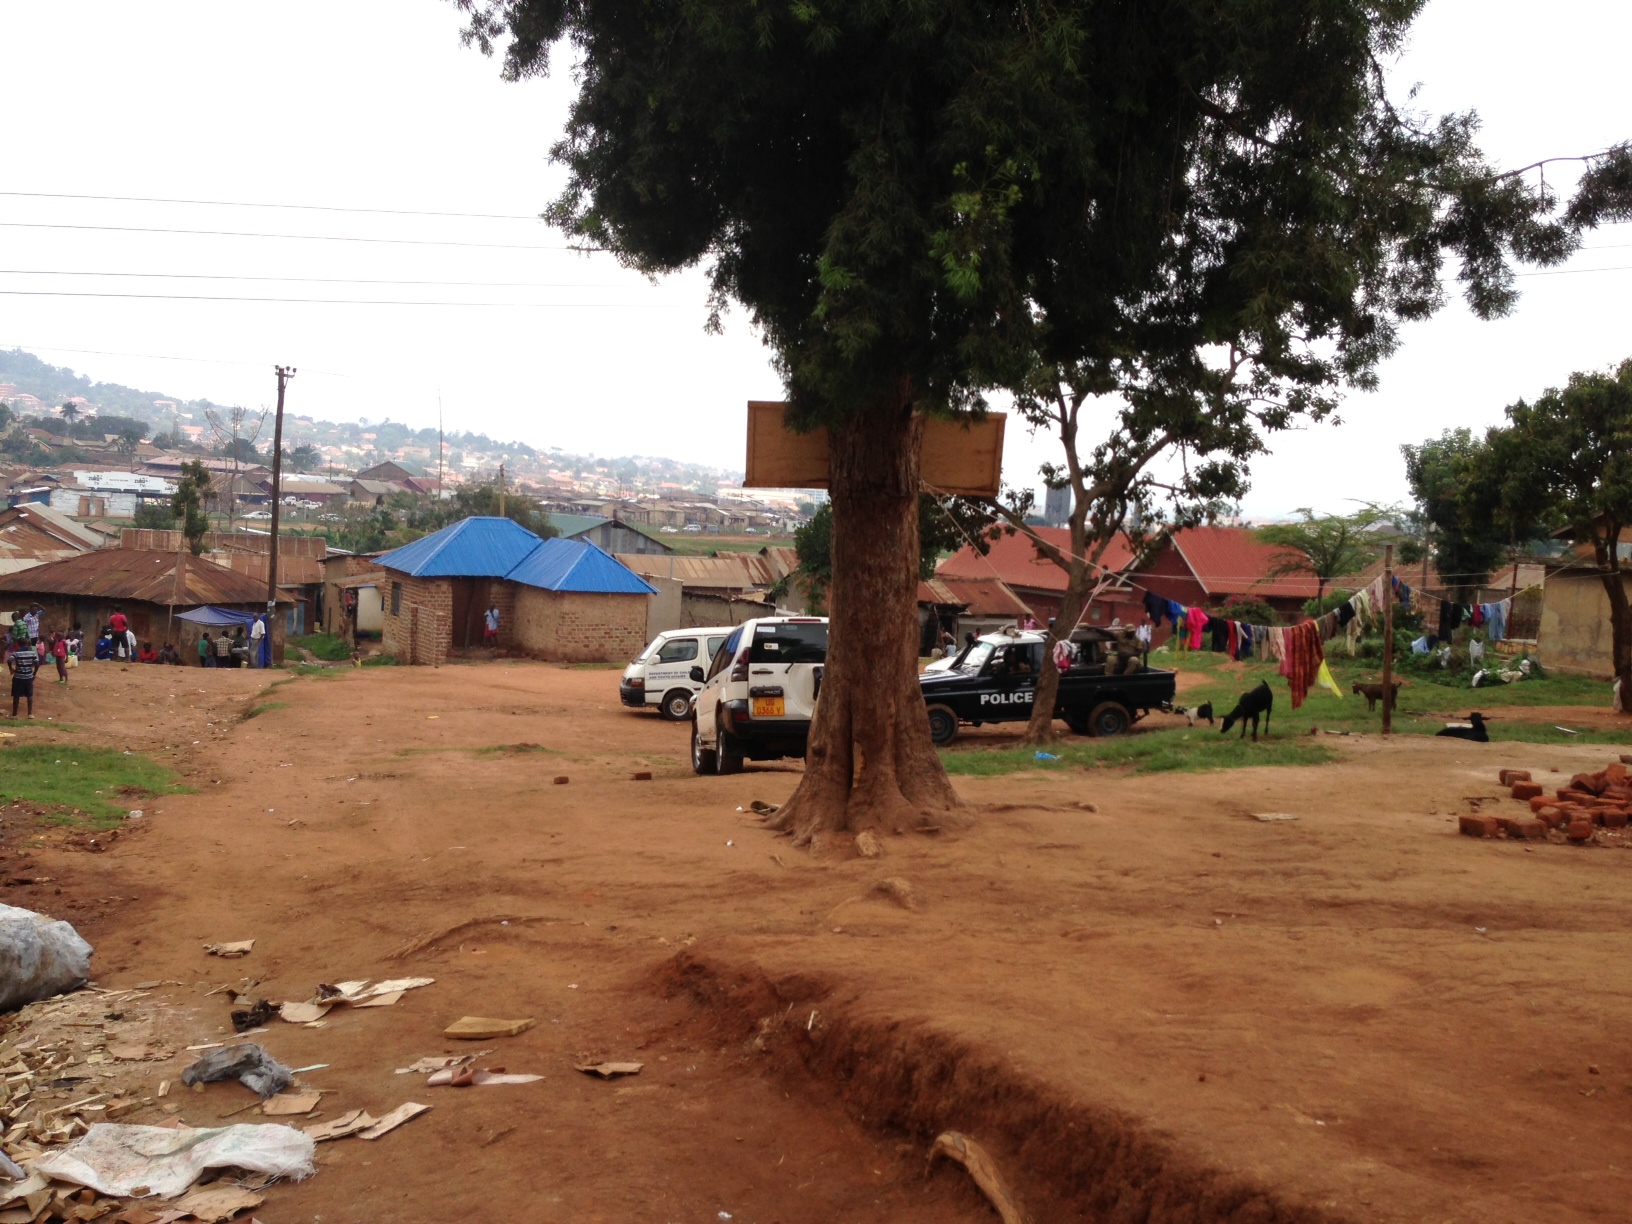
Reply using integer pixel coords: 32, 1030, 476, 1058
1258, 508, 1386, 604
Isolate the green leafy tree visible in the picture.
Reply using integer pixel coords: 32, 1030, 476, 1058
286, 442, 323, 472
1401, 429, 1510, 598
1257, 509, 1386, 605
171, 460, 213, 555
0, 403, 11, 432
460, 0, 1632, 844
57, 402, 81, 431
132, 503, 175, 530
1479, 359, 1632, 711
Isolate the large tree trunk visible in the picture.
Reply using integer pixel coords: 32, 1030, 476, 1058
766, 394, 967, 849
1597, 543, 1632, 715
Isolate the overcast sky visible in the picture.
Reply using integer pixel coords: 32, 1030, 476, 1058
2, 1, 1628, 514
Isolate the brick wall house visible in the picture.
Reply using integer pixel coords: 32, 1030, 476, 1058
510, 588, 647, 662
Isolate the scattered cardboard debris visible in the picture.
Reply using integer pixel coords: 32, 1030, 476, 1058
260, 1091, 322, 1117
574, 1062, 643, 1079
169, 1183, 265, 1222
357, 1102, 430, 1140
201, 942, 254, 959
277, 1002, 329, 1025
868, 877, 918, 911
394, 1056, 466, 1075
426, 1067, 543, 1087
444, 1017, 534, 1040
1252, 812, 1299, 822
303, 1109, 378, 1142
106, 1043, 172, 1063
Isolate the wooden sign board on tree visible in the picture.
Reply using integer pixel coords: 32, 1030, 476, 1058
743, 401, 1005, 495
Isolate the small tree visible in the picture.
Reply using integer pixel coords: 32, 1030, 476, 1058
1481, 359, 1632, 712
58, 402, 81, 430
172, 460, 212, 555
1257, 509, 1385, 605
1402, 429, 1511, 599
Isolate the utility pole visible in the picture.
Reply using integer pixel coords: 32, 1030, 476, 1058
1382, 542, 1395, 736
438, 390, 445, 502
266, 366, 295, 638
498, 462, 505, 517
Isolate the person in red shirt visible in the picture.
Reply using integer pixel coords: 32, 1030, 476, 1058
138, 642, 159, 664
109, 607, 130, 661
50, 632, 68, 684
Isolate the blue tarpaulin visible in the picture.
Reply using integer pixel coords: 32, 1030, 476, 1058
173, 606, 260, 627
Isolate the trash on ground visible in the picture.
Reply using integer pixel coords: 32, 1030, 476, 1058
395, 1056, 467, 1074
868, 877, 918, 911
278, 977, 434, 1023
277, 1001, 329, 1024
180, 1044, 294, 1099
1252, 812, 1300, 822
1556, 725, 1579, 735
444, 1016, 535, 1040
107, 1042, 173, 1062
169, 1182, 266, 1222
1034, 751, 1060, 761
201, 941, 254, 959
427, 1065, 543, 1086
304, 1108, 378, 1142
574, 1061, 643, 1079
0, 1151, 24, 1180
748, 800, 780, 815
357, 1102, 430, 1140
32, 1122, 315, 1197
230, 999, 276, 1032
260, 1090, 322, 1116
0, 904, 93, 1012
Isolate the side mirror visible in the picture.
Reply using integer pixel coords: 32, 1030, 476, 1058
689, 666, 705, 683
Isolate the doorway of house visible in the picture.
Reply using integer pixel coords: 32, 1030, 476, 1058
449, 579, 491, 649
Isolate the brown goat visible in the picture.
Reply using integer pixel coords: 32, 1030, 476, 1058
1352, 680, 1402, 712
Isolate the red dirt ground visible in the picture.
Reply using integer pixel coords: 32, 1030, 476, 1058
4, 660, 1631, 1223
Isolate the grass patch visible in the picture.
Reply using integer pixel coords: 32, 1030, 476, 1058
242, 701, 288, 721
361, 654, 399, 668
941, 728, 1337, 776
0, 744, 187, 826
1482, 721, 1632, 746
1154, 650, 1620, 743
0, 719, 84, 732
568, 662, 626, 670
289, 632, 353, 662
473, 742, 561, 756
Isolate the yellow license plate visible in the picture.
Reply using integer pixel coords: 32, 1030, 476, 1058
752, 696, 786, 717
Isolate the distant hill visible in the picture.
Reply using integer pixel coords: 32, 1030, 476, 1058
0, 348, 742, 488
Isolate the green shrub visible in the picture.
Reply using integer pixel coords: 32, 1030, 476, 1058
289, 632, 352, 662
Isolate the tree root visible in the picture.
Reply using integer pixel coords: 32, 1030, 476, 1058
928, 1131, 1031, 1224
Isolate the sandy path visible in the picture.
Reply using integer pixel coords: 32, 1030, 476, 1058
13, 660, 1632, 1222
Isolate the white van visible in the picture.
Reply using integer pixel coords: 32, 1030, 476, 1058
620, 626, 734, 720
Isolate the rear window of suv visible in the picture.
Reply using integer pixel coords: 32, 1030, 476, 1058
748, 622, 827, 664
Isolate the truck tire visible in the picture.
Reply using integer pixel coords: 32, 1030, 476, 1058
715, 723, 745, 775
926, 704, 959, 746
660, 688, 694, 721
690, 719, 716, 775
1087, 701, 1132, 737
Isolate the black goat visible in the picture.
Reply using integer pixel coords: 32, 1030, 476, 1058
1195, 702, 1214, 725
1435, 712, 1490, 742
1219, 682, 1273, 741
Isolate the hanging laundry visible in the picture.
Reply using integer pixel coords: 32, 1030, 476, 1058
1186, 604, 1210, 650
1470, 604, 1485, 629
1315, 610, 1340, 641
1315, 659, 1344, 699
1278, 620, 1324, 709
1267, 625, 1287, 662
1344, 616, 1362, 657
1487, 599, 1508, 642
1336, 601, 1355, 628
1237, 624, 1254, 660
1227, 621, 1240, 660
1208, 616, 1229, 652
1437, 599, 1454, 642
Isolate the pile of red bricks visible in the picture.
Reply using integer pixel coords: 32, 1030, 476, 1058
1460, 761, 1632, 845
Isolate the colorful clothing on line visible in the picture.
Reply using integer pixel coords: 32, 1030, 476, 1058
1185, 604, 1210, 650
1277, 619, 1323, 709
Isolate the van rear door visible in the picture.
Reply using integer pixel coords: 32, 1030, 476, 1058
746, 621, 827, 721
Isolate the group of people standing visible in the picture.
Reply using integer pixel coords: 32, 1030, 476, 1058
196, 617, 267, 668
5, 604, 73, 718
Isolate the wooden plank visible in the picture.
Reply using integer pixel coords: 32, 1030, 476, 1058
743, 402, 1004, 496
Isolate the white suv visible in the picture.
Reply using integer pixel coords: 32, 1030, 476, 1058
620, 627, 733, 720
690, 616, 828, 775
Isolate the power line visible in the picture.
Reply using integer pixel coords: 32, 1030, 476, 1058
0, 190, 541, 222
0, 289, 684, 307
0, 220, 606, 252
0, 269, 612, 289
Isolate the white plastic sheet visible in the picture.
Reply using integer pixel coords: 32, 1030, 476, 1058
33, 1123, 316, 1198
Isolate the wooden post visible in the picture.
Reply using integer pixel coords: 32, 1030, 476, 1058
1382, 543, 1395, 736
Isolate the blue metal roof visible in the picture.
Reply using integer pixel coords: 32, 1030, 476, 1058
504, 537, 658, 595
376, 517, 545, 578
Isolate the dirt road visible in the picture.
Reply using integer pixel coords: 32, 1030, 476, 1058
11, 661, 1632, 1222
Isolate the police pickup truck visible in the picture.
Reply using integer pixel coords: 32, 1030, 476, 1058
918, 628, 1176, 743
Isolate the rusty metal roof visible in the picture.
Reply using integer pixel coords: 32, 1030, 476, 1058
210, 552, 326, 588
936, 575, 1030, 618
614, 553, 772, 590
0, 549, 286, 606
917, 577, 966, 607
